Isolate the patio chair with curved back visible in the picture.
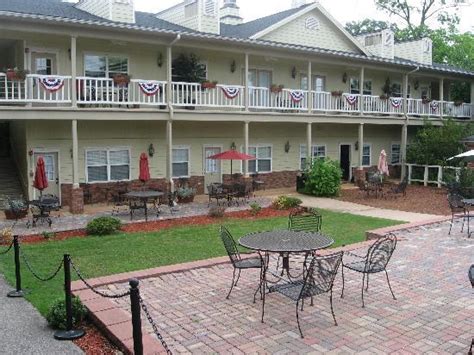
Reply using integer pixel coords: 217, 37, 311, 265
447, 192, 467, 235
288, 208, 322, 233
269, 251, 343, 338
386, 177, 408, 198
341, 233, 397, 308
219, 226, 263, 299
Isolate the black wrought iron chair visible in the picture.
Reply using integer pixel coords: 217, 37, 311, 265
208, 184, 227, 206
111, 190, 129, 216
269, 252, 343, 338
386, 178, 408, 198
447, 192, 468, 235
288, 208, 322, 232
341, 233, 397, 308
219, 226, 263, 299
469, 264, 474, 288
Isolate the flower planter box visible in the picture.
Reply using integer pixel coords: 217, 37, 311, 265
6, 69, 28, 81
331, 91, 343, 97
113, 74, 131, 87
4, 209, 28, 220
201, 82, 217, 89
177, 196, 195, 204
270, 86, 284, 94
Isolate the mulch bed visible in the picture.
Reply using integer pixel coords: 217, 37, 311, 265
73, 322, 119, 355
4, 207, 290, 246
337, 184, 451, 216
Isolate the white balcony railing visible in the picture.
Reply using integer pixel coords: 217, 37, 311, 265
27, 74, 72, 103
172, 82, 245, 108
0, 73, 27, 102
363, 95, 404, 115
248, 86, 270, 109
325, 93, 361, 112
270, 89, 308, 111
444, 101, 472, 118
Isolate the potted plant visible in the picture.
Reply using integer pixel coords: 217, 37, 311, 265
270, 84, 284, 93
201, 80, 218, 89
3, 198, 28, 220
379, 94, 390, 100
176, 186, 196, 203
454, 100, 463, 107
422, 98, 432, 104
172, 53, 206, 109
113, 73, 131, 87
5, 68, 29, 81
331, 90, 343, 97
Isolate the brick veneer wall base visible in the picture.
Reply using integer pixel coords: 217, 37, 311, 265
70, 187, 84, 214
222, 170, 299, 189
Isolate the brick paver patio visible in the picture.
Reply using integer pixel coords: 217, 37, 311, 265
78, 221, 474, 354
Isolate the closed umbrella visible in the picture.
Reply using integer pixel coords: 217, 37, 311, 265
207, 150, 256, 176
139, 153, 151, 185
377, 150, 390, 176
33, 156, 48, 196
447, 149, 474, 162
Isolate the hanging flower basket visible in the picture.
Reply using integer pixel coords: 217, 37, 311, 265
270, 84, 284, 94
113, 74, 131, 87
6, 69, 29, 81
201, 81, 218, 89
331, 90, 343, 97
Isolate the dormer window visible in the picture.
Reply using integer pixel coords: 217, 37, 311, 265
305, 17, 320, 31
365, 34, 382, 46
204, 0, 216, 16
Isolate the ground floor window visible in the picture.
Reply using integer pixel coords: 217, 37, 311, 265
172, 147, 190, 178
391, 143, 401, 164
300, 145, 327, 170
248, 146, 272, 173
362, 143, 371, 166
86, 148, 130, 182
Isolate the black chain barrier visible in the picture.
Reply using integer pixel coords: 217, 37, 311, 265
0, 240, 14, 255
139, 295, 173, 355
69, 257, 130, 299
20, 246, 64, 282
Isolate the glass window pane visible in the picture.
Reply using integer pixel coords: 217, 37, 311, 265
248, 160, 256, 173
111, 165, 129, 180
85, 55, 106, 77
363, 81, 372, 95
172, 162, 188, 177
258, 160, 271, 172
86, 150, 107, 166
258, 146, 271, 159
350, 78, 359, 94
108, 56, 128, 76
300, 75, 308, 90
300, 145, 307, 158
172, 148, 189, 162
248, 147, 257, 156
110, 150, 130, 165
391, 144, 401, 164
314, 76, 325, 92
88, 166, 108, 182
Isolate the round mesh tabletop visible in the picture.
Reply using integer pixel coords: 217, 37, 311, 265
239, 230, 334, 253
124, 191, 164, 199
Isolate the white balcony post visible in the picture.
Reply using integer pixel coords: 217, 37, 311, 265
166, 120, 174, 192
400, 123, 408, 180
358, 123, 364, 168
307, 61, 312, 113
244, 53, 249, 111
439, 78, 444, 119
359, 67, 365, 114
243, 121, 249, 177
72, 119, 79, 188
71, 36, 77, 108
306, 122, 312, 162
167, 46, 173, 106
403, 74, 409, 116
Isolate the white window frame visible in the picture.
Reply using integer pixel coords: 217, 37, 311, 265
391, 82, 402, 98
362, 143, 372, 167
248, 145, 273, 174
350, 78, 372, 95
391, 142, 401, 165
300, 144, 327, 170
83, 53, 129, 77
172, 146, 191, 178
85, 147, 131, 183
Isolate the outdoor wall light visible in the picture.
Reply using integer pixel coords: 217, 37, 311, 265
342, 72, 348, 83
285, 140, 291, 153
70, 148, 73, 159
68, 48, 71, 60
230, 60, 236, 73
230, 142, 237, 150
291, 66, 297, 79
148, 143, 156, 157
157, 53, 163, 67
355, 141, 359, 151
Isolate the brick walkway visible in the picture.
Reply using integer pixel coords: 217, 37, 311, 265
79, 221, 474, 354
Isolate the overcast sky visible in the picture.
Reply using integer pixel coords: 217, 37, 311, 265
134, 0, 473, 32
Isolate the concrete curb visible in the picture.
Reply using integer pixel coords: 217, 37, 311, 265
366, 216, 451, 240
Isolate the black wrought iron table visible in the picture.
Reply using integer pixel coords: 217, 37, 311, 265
462, 198, 474, 237
239, 230, 334, 322
29, 196, 61, 228
124, 191, 164, 222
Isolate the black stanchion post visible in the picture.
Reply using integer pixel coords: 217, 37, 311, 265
54, 254, 85, 341
130, 279, 143, 355
7, 235, 25, 298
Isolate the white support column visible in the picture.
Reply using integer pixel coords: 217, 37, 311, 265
358, 123, 364, 168
243, 121, 249, 176
244, 53, 249, 111
359, 67, 365, 114
400, 123, 408, 180
166, 46, 173, 106
439, 78, 444, 119
71, 36, 77, 108
306, 122, 312, 161
72, 119, 79, 188
166, 120, 173, 191
403, 74, 409, 116
307, 61, 312, 113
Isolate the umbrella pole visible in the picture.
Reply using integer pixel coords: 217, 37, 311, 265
231, 160, 233, 178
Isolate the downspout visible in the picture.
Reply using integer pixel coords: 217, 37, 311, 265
401, 66, 419, 181
404, 66, 420, 120
167, 34, 181, 117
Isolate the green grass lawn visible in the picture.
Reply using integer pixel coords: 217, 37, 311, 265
0, 210, 400, 315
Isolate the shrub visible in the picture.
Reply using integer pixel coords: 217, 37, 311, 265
272, 196, 303, 210
249, 202, 262, 216
41, 231, 56, 240
176, 186, 196, 199
46, 297, 87, 330
86, 216, 122, 236
208, 206, 226, 218
304, 158, 342, 197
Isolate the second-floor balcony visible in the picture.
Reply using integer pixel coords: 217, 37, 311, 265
0, 73, 472, 119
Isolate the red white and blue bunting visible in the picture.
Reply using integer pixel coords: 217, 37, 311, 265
289, 90, 305, 103
430, 101, 439, 111
138, 82, 161, 96
390, 98, 403, 109
221, 86, 240, 100
39, 77, 64, 93
345, 95, 358, 106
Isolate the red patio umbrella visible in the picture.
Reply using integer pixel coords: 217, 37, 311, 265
139, 153, 151, 184
33, 156, 48, 196
207, 150, 256, 176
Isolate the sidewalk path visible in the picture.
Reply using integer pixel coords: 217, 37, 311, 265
0, 276, 83, 355
295, 194, 440, 223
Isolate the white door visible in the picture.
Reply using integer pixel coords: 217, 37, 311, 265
33, 152, 60, 198
31, 53, 57, 75
204, 147, 222, 193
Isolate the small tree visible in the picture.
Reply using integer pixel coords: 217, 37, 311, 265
172, 53, 207, 83
304, 158, 342, 197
